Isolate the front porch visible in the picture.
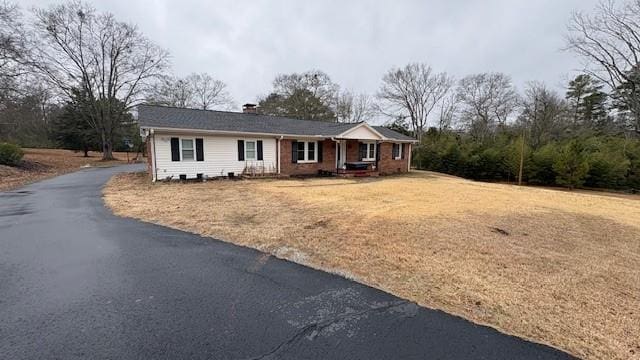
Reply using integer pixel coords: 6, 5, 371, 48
336, 168, 380, 177
280, 123, 412, 177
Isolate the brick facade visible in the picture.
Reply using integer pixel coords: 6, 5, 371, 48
344, 140, 361, 162
279, 139, 410, 176
279, 139, 336, 176
377, 142, 410, 175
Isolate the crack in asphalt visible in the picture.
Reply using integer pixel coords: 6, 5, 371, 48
244, 300, 412, 360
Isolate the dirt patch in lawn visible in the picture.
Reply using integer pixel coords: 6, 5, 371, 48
103, 171, 640, 360
0, 148, 135, 191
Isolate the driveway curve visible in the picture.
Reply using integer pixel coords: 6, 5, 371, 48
0, 165, 572, 359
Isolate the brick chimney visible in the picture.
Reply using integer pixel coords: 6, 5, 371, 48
242, 103, 257, 114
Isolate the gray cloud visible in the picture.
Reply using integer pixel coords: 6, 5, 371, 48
23, 0, 600, 115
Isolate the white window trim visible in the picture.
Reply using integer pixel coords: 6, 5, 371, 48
180, 137, 195, 162
297, 141, 318, 163
362, 142, 376, 162
245, 140, 257, 161
394, 143, 403, 160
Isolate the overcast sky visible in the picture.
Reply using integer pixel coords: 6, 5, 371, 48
24, 0, 601, 118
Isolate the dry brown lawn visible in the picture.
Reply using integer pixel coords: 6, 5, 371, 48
0, 148, 133, 191
104, 171, 640, 360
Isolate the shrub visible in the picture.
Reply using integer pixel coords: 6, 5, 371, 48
553, 139, 590, 189
528, 143, 559, 185
0, 143, 24, 166
585, 145, 629, 189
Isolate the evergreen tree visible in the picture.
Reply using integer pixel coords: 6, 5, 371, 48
258, 88, 336, 121
612, 67, 640, 134
566, 74, 608, 131
553, 139, 590, 189
50, 89, 99, 157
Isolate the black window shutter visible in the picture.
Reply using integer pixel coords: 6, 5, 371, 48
401, 144, 406, 159
257, 140, 263, 161
196, 138, 204, 161
237, 140, 245, 161
376, 142, 380, 161
170, 137, 180, 161
392, 143, 397, 158
359, 143, 366, 160
291, 141, 298, 163
317, 141, 323, 162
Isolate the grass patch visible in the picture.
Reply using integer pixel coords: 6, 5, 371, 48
103, 171, 640, 360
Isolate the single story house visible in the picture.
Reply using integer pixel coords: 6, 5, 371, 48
138, 104, 417, 181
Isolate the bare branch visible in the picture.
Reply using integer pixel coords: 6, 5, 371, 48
29, 1, 169, 159
377, 63, 453, 141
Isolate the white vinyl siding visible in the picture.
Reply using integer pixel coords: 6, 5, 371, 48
154, 133, 277, 179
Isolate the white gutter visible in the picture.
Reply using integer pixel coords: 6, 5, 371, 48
141, 126, 417, 143
277, 135, 283, 174
140, 126, 328, 139
407, 143, 412, 172
150, 129, 158, 182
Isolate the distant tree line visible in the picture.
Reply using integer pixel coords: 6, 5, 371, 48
409, 0, 640, 191
0, 2, 231, 159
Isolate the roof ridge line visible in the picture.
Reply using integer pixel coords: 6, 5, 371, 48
138, 103, 361, 127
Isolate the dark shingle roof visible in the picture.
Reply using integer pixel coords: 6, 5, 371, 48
372, 126, 417, 141
137, 104, 415, 141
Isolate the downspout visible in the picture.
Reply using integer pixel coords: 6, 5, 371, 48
407, 143, 412, 172
277, 135, 283, 175
335, 140, 338, 172
375, 140, 380, 172
331, 137, 338, 172
151, 129, 158, 182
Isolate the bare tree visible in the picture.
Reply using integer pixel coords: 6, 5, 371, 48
148, 73, 233, 110
335, 91, 375, 123
0, 2, 28, 92
147, 76, 194, 108
456, 73, 519, 141
518, 82, 570, 149
29, 2, 169, 160
377, 63, 453, 141
437, 93, 458, 130
566, 0, 640, 133
186, 73, 233, 110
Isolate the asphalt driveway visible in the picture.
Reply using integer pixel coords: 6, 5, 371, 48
0, 165, 573, 359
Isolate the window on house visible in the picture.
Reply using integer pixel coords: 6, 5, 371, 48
296, 141, 318, 163
296, 141, 306, 161
392, 143, 402, 159
363, 142, 376, 161
181, 139, 194, 160
308, 142, 315, 161
245, 141, 256, 160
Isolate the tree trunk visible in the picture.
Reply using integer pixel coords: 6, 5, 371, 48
101, 132, 115, 160
83, 145, 89, 157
